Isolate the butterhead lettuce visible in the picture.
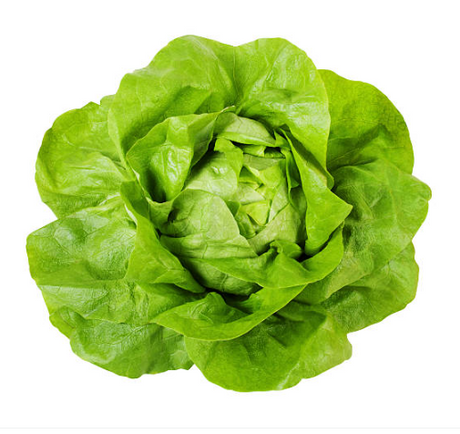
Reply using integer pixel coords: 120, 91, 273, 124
26, 36, 430, 391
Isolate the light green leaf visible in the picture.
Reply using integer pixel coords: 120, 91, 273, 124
27, 198, 135, 285
320, 70, 415, 174
37, 96, 127, 217
322, 243, 419, 333
185, 304, 351, 391
51, 307, 192, 378
298, 160, 430, 304
296, 71, 431, 305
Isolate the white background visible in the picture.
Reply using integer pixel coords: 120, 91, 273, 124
1, 0, 459, 431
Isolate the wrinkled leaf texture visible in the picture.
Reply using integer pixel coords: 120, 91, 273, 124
27, 36, 430, 391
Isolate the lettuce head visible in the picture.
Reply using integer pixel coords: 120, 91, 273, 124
26, 36, 431, 391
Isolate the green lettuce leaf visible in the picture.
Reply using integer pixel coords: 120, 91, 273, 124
322, 243, 419, 333
185, 304, 351, 391
50, 307, 192, 378
36, 96, 127, 217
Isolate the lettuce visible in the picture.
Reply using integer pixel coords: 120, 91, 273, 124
26, 36, 430, 391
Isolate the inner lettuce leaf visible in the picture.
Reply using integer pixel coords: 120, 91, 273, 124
26, 36, 430, 392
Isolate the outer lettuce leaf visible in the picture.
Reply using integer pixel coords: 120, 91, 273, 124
297, 159, 430, 304
322, 243, 419, 333
27, 198, 136, 287
321, 70, 415, 174
36, 96, 127, 218
297, 71, 431, 305
27, 199, 194, 375
185, 303, 351, 391
50, 307, 192, 378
